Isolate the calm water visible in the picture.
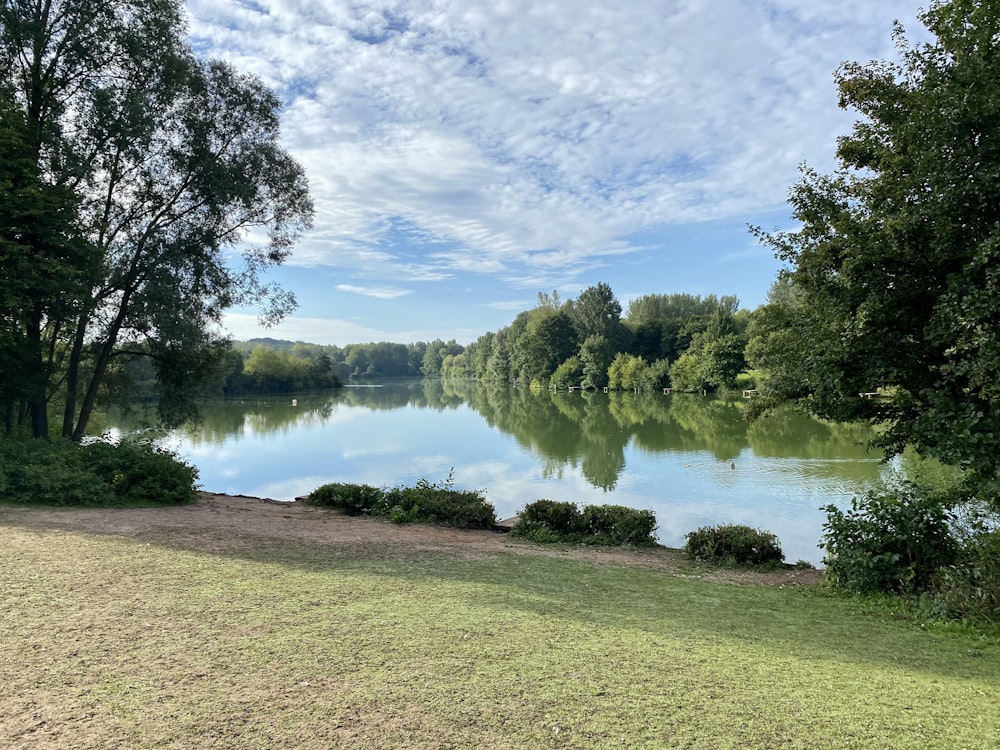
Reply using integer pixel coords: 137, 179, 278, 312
108, 380, 889, 564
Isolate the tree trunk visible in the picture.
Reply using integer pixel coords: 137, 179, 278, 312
61, 314, 88, 439
25, 308, 48, 439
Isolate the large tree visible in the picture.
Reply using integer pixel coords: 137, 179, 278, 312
568, 282, 626, 347
1, 0, 313, 439
754, 0, 1000, 495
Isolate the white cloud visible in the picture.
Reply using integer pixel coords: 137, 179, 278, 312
186, 0, 925, 309
336, 284, 413, 299
220, 312, 482, 346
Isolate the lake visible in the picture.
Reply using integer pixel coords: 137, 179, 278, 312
107, 379, 890, 564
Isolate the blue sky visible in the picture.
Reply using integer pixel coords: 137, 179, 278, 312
185, 0, 927, 346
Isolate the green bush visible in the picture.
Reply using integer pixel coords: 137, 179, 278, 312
0, 437, 197, 506
928, 528, 1000, 622
84, 439, 199, 505
304, 482, 385, 515
0, 439, 109, 505
513, 500, 585, 541
581, 504, 658, 546
512, 500, 658, 547
684, 524, 784, 566
381, 472, 496, 529
304, 471, 496, 530
820, 483, 959, 595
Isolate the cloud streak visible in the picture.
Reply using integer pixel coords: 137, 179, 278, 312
336, 284, 412, 299
187, 0, 927, 340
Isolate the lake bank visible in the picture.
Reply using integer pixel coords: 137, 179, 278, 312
0, 492, 823, 586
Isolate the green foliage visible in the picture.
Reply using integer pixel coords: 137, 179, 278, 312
684, 524, 784, 566
669, 352, 705, 392
698, 306, 747, 389
1, 1, 313, 439
549, 355, 583, 389
303, 482, 384, 515
625, 293, 739, 327
305, 471, 496, 529
751, 1, 1000, 497
641, 358, 673, 392
0, 439, 109, 505
514, 500, 586, 540
85, 439, 200, 506
929, 528, 1000, 623
608, 353, 648, 391
236, 345, 341, 395
512, 499, 658, 546
820, 484, 959, 595
381, 472, 496, 529
580, 504, 658, 546
569, 282, 624, 344
579, 334, 614, 389
0, 437, 198, 506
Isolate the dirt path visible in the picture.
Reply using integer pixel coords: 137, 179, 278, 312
0, 492, 823, 586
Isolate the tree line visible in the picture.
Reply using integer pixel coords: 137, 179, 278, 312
441, 287, 753, 393
218, 337, 464, 394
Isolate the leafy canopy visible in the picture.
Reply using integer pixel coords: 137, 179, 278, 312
753, 0, 1000, 497
0, 0, 313, 438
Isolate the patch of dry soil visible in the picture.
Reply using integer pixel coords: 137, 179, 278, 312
0, 492, 823, 586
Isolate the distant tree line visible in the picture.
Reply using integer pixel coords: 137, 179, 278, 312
212, 337, 466, 395
439, 285, 754, 393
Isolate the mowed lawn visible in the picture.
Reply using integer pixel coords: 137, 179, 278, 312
1, 526, 998, 749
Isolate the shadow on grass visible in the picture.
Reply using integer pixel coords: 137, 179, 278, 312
2, 510, 998, 687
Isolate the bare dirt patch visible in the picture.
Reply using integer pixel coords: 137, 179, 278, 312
0, 492, 823, 586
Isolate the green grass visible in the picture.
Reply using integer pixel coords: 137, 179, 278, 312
2, 528, 999, 749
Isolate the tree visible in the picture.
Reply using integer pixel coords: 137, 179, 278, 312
422, 339, 463, 376
0, 87, 95, 435
608, 353, 648, 392
698, 306, 747, 389
1, 0, 313, 438
753, 0, 1000, 495
514, 308, 578, 385
550, 356, 583, 389
569, 282, 626, 346
744, 278, 810, 399
579, 335, 614, 389
668, 352, 705, 393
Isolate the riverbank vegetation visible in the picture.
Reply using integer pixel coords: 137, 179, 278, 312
510, 499, 659, 547
2, 519, 998, 748
0, 437, 198, 507
304, 472, 497, 529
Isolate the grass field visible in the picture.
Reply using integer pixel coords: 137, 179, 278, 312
2, 523, 999, 749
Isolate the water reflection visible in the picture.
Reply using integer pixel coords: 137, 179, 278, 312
106, 381, 887, 564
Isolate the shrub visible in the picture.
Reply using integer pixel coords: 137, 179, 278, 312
304, 482, 385, 515
512, 500, 659, 547
928, 528, 1000, 622
84, 439, 199, 505
581, 504, 658, 546
305, 471, 496, 530
684, 524, 784, 566
0, 439, 110, 505
381, 472, 496, 529
820, 483, 959, 595
513, 500, 585, 541
0, 436, 197, 506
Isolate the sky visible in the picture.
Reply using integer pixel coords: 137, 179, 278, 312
184, 0, 928, 347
